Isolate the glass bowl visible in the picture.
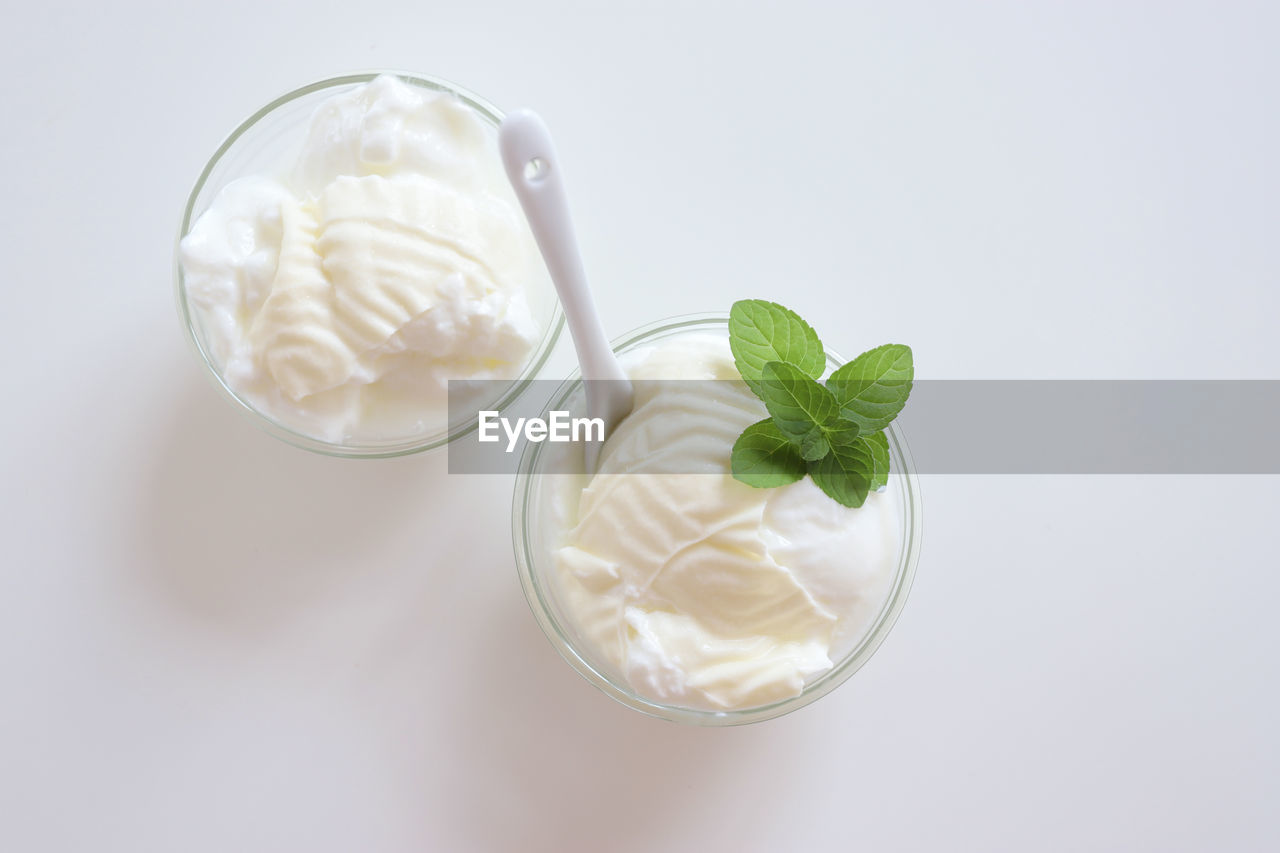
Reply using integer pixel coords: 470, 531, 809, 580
174, 71, 564, 457
512, 314, 923, 725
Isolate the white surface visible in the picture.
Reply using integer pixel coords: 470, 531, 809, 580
1, 2, 1277, 851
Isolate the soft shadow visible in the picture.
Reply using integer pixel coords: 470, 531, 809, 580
389, 578, 770, 853
133, 375, 771, 852
133, 379, 442, 632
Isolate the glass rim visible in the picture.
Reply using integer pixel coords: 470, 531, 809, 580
173, 70, 565, 458
511, 313, 924, 725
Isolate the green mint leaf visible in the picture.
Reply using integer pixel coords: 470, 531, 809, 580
826, 344, 914, 431
729, 300, 826, 396
808, 440, 876, 508
864, 430, 890, 490
827, 428, 890, 490
757, 361, 859, 462
824, 418, 863, 453
731, 419, 807, 488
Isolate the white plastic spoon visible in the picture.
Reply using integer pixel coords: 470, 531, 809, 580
499, 109, 633, 472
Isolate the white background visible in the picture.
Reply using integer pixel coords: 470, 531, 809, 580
2, 2, 1277, 850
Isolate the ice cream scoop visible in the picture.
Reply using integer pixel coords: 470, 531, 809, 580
178, 74, 556, 451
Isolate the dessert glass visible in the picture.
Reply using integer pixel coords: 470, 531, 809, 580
512, 314, 923, 725
174, 71, 564, 457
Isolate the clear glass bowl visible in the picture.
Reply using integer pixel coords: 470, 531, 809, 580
173, 71, 564, 457
512, 315, 924, 725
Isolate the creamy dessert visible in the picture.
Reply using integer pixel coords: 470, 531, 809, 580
540, 334, 902, 711
180, 74, 549, 444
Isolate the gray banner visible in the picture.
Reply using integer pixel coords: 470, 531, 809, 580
447, 380, 1280, 474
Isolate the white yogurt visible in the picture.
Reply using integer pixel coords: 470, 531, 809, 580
543, 334, 902, 711
180, 75, 547, 443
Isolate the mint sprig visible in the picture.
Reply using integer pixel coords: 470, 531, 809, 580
757, 361, 860, 461
727, 300, 913, 508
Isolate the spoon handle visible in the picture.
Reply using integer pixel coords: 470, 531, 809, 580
499, 110, 628, 384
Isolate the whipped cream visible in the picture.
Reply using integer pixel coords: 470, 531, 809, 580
544, 335, 901, 711
180, 75, 549, 443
